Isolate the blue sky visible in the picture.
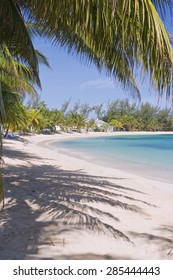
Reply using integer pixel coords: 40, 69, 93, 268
32, 18, 172, 111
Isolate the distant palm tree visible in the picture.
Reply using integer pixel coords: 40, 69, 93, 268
109, 119, 124, 131
2, 92, 26, 136
26, 109, 44, 132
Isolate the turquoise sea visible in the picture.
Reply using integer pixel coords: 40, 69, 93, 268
50, 134, 173, 183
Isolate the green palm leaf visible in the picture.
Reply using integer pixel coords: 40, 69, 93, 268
20, 0, 173, 99
0, 0, 39, 82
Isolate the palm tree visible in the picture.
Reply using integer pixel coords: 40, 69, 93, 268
0, 45, 39, 207
1, 92, 26, 135
0, 46, 50, 207
109, 119, 124, 131
1, 1, 173, 99
0, 44, 50, 130
26, 108, 44, 132
46, 109, 65, 132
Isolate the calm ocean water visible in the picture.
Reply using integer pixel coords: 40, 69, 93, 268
50, 134, 173, 183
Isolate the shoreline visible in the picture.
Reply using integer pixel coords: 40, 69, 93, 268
36, 131, 173, 186
1, 132, 173, 259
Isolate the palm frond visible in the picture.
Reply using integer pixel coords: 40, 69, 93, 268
20, 0, 173, 99
0, 0, 39, 83
1, 90, 27, 129
0, 46, 38, 98
25, 22, 42, 38
34, 50, 51, 69
151, 0, 173, 18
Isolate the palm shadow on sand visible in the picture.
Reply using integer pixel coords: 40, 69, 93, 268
1, 143, 171, 260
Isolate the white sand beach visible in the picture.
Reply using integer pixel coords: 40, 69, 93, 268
0, 132, 173, 260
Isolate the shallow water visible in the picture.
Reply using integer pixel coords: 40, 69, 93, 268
50, 134, 173, 183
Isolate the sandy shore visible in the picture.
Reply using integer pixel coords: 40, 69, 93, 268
0, 132, 173, 260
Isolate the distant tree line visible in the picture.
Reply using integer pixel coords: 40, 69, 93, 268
102, 100, 173, 132
2, 97, 173, 134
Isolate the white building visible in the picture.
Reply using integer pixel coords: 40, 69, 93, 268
95, 119, 113, 132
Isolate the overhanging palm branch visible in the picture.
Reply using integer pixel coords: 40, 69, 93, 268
34, 50, 51, 69
20, 0, 173, 99
49, 26, 140, 98
0, 48, 37, 99
0, 0, 39, 83
0, 44, 51, 100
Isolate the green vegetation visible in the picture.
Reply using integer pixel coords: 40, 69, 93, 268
2, 98, 173, 134
103, 100, 173, 131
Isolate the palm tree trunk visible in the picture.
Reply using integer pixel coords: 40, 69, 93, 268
0, 80, 5, 209
4, 124, 10, 138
